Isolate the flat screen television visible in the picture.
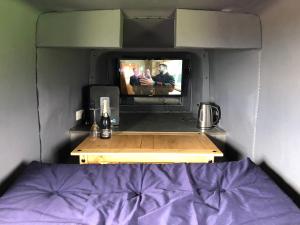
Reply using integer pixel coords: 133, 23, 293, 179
119, 59, 184, 96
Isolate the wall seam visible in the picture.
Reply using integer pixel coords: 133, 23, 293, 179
251, 49, 262, 161
201, 50, 210, 102
35, 12, 46, 163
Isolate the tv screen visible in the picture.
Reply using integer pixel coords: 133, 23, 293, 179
119, 59, 183, 96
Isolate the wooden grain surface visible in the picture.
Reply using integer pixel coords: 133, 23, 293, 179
71, 132, 223, 156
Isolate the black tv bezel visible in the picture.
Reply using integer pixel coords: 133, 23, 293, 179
116, 56, 188, 97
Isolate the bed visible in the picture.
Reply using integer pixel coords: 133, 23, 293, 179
0, 159, 299, 225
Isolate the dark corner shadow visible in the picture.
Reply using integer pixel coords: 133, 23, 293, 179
212, 141, 243, 163
53, 141, 73, 164
53, 134, 89, 164
0, 162, 27, 196
259, 162, 300, 208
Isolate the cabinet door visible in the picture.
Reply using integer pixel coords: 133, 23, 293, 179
175, 9, 261, 49
37, 10, 123, 48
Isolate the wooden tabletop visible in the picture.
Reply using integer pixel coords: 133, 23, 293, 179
71, 132, 223, 157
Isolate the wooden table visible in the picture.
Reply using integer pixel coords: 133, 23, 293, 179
71, 132, 223, 164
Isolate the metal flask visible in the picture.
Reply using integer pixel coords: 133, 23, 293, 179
197, 103, 221, 130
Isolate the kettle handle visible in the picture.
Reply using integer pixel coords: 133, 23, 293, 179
211, 106, 221, 126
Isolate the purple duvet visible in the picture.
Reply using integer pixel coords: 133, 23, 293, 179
0, 159, 299, 225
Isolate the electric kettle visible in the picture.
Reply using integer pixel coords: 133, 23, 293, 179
197, 102, 221, 130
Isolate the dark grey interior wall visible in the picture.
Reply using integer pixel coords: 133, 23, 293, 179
37, 48, 90, 162
89, 49, 205, 114
209, 50, 260, 159
209, 0, 300, 194
190, 50, 205, 117
255, 0, 300, 193
0, 1, 40, 187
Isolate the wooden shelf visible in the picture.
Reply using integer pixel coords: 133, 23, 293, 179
71, 131, 223, 164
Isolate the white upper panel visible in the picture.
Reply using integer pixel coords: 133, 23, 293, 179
25, 0, 269, 14
175, 9, 261, 49
37, 10, 123, 48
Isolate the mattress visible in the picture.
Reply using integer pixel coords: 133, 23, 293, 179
0, 159, 299, 225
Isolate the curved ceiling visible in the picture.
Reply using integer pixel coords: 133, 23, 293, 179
25, 0, 274, 14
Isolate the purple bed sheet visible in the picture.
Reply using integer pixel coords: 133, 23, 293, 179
0, 159, 299, 225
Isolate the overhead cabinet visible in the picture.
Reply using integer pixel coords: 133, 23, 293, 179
37, 10, 123, 48
37, 9, 261, 49
175, 9, 261, 49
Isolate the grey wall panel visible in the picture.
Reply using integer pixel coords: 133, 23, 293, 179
209, 50, 260, 158
255, 0, 300, 192
37, 48, 90, 162
0, 1, 40, 186
190, 50, 205, 117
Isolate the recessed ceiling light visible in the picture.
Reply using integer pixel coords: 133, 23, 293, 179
221, 8, 234, 12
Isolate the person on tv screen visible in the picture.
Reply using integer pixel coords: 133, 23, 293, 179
129, 68, 147, 95
129, 68, 141, 86
140, 64, 175, 95
143, 68, 152, 79
140, 68, 154, 95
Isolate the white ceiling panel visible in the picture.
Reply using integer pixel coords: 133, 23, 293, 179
25, 0, 276, 14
